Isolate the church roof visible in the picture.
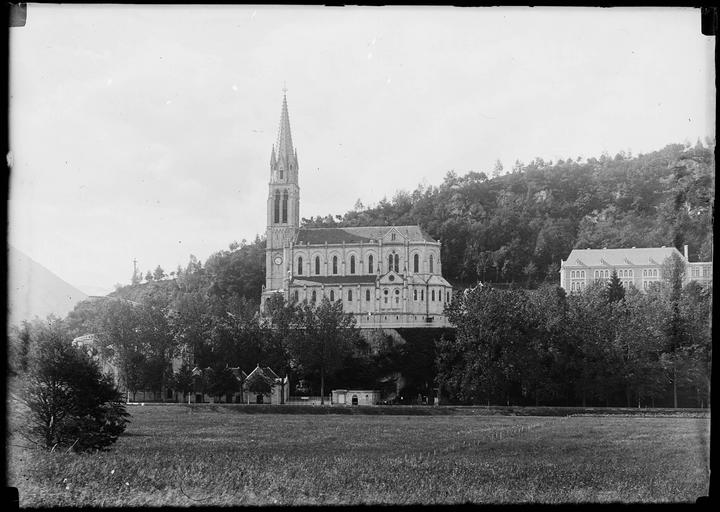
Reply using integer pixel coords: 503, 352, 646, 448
295, 225, 435, 245
562, 246, 684, 268
291, 275, 377, 286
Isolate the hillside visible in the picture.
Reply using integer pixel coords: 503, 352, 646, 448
302, 142, 714, 289
7, 245, 89, 326
68, 141, 714, 320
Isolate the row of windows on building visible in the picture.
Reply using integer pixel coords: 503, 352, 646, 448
690, 266, 711, 278
569, 269, 661, 280
570, 279, 660, 292
296, 253, 435, 276
292, 288, 451, 303
573, 267, 710, 280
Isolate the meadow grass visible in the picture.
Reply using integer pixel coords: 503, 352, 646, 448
7, 404, 709, 506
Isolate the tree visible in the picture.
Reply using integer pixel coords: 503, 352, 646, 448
205, 365, 240, 402
244, 367, 274, 396
169, 291, 213, 368
262, 293, 300, 403
566, 282, 618, 406
94, 298, 145, 401
438, 286, 535, 405
660, 253, 690, 408
678, 282, 712, 407
604, 270, 625, 303
21, 319, 130, 451
153, 265, 166, 281
145, 271, 153, 282
492, 159, 504, 178
293, 298, 359, 404
8, 320, 35, 375
136, 295, 176, 401
170, 363, 196, 402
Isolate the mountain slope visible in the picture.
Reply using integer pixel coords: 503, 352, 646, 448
7, 245, 88, 326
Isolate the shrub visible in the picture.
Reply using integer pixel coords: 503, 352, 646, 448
21, 321, 130, 451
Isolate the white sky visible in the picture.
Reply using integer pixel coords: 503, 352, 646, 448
9, 5, 715, 295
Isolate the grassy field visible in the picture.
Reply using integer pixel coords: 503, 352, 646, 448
7, 405, 709, 506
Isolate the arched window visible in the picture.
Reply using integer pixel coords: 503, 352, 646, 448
388, 254, 393, 273
297, 257, 303, 275
273, 190, 280, 224
348, 289, 353, 301
350, 255, 356, 274
421, 290, 424, 301
431, 290, 435, 301
414, 289, 417, 300
293, 290, 298, 302
429, 254, 434, 274
366, 289, 371, 301
571, 271, 576, 279
281, 190, 288, 223
653, 269, 657, 277
413, 254, 419, 273
315, 256, 321, 275
332, 256, 338, 274
279, 169, 284, 180
394, 254, 399, 273
447, 291, 450, 302
311, 290, 316, 302
368, 255, 374, 274
581, 271, 585, 278
330, 290, 335, 301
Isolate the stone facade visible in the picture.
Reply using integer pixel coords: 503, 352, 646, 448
260, 93, 452, 328
560, 245, 713, 293
331, 389, 382, 406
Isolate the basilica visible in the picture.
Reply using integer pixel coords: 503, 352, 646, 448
260, 92, 452, 328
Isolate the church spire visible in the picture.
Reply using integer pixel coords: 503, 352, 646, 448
274, 89, 297, 174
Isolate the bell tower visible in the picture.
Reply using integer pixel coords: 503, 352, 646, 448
265, 89, 300, 295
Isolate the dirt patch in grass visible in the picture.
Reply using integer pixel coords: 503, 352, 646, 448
7, 407, 709, 506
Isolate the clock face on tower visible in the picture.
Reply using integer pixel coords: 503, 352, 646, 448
274, 255, 283, 266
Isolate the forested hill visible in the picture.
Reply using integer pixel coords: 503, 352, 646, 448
303, 142, 714, 290
109, 141, 713, 307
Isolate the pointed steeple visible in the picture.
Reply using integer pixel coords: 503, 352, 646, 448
272, 89, 298, 176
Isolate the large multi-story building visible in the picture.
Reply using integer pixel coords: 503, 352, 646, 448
559, 245, 713, 293
260, 92, 452, 328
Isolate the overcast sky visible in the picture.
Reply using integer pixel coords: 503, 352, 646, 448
9, 5, 714, 295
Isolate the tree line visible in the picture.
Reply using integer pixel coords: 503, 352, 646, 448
8, 271, 417, 404
437, 254, 711, 408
